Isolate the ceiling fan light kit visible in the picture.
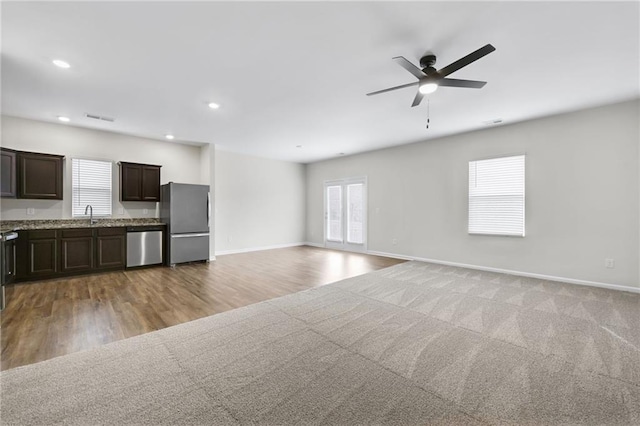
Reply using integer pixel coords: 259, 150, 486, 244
419, 83, 438, 94
367, 43, 496, 107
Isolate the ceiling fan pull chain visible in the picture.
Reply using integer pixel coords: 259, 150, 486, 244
426, 99, 430, 129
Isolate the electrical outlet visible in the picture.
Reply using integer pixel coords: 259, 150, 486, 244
26, 208, 35, 215
605, 258, 615, 269
143, 209, 149, 215
392, 238, 397, 245
118, 207, 124, 215
227, 236, 232, 242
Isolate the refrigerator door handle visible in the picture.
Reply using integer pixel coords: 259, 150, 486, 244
171, 233, 210, 238
207, 192, 211, 228
12, 243, 16, 277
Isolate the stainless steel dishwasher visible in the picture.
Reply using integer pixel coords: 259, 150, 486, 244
126, 226, 164, 267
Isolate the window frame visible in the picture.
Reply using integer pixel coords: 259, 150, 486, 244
71, 157, 114, 218
468, 154, 526, 237
323, 176, 368, 253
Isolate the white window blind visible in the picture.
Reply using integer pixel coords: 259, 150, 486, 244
347, 183, 364, 244
468, 155, 525, 236
72, 158, 113, 217
326, 185, 343, 242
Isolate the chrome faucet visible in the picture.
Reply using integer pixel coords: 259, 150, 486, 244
84, 205, 97, 225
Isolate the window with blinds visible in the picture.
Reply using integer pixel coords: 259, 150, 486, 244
72, 158, 113, 217
326, 185, 343, 242
468, 155, 525, 236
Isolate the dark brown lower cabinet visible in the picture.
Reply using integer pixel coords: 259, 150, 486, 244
96, 228, 126, 269
15, 227, 128, 281
28, 231, 58, 276
60, 229, 95, 273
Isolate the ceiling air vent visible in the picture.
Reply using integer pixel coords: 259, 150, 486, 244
85, 113, 115, 123
483, 118, 503, 126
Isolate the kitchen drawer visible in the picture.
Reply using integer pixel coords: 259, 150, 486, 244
28, 230, 57, 239
61, 228, 93, 238
168, 234, 209, 265
97, 227, 125, 236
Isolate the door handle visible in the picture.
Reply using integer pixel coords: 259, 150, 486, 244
207, 192, 211, 228
171, 233, 210, 238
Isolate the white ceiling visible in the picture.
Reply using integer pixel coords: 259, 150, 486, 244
2, 1, 638, 163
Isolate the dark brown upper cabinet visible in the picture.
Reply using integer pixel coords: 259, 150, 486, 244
1, 148, 17, 198
119, 162, 161, 202
18, 151, 64, 199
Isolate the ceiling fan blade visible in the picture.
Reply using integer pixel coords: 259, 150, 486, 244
411, 90, 424, 107
392, 56, 426, 80
366, 81, 419, 96
438, 78, 487, 88
437, 44, 496, 78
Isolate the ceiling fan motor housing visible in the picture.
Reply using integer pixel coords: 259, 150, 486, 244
420, 54, 437, 74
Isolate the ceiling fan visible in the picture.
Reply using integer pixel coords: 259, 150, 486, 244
367, 44, 496, 107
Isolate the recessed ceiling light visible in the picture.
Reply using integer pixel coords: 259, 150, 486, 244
52, 59, 71, 69
57, 116, 70, 122
165, 134, 175, 140
338, 152, 345, 156
208, 102, 220, 109
296, 145, 302, 148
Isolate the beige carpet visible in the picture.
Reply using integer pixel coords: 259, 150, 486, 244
1, 261, 639, 425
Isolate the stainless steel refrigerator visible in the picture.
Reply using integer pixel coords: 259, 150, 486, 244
160, 182, 210, 266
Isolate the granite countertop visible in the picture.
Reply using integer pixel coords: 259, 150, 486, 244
0, 218, 165, 233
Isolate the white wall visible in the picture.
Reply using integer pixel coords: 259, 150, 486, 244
0, 116, 203, 220
306, 100, 640, 289
199, 143, 216, 259
4, 102, 638, 289
215, 150, 306, 254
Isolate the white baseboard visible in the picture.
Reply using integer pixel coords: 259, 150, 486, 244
303, 242, 368, 254
304, 242, 325, 248
212, 244, 638, 294
366, 250, 640, 294
215, 242, 306, 256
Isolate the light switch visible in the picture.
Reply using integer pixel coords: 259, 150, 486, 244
26, 208, 35, 215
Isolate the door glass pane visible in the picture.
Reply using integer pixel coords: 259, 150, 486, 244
327, 185, 342, 242
347, 183, 363, 244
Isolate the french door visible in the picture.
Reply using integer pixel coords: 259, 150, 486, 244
324, 177, 367, 252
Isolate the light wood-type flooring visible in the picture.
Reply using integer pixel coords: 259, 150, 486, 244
1, 246, 405, 371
